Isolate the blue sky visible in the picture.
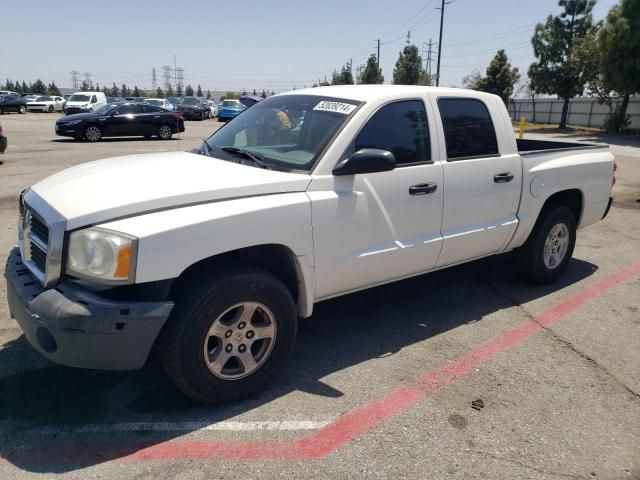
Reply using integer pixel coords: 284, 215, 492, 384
0, 0, 619, 93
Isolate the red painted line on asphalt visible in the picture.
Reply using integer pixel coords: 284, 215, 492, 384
3, 261, 639, 466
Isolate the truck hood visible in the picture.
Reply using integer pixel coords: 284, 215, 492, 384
31, 151, 311, 229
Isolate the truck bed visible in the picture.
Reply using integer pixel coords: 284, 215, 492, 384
517, 138, 606, 155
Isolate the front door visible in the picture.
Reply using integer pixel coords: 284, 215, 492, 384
433, 97, 521, 267
309, 99, 445, 299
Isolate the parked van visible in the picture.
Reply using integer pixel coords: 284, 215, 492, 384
63, 91, 107, 115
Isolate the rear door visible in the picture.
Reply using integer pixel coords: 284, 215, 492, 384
106, 103, 141, 136
433, 96, 521, 267
309, 98, 445, 299
139, 104, 165, 135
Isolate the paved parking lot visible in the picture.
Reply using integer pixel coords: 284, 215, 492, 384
0, 114, 638, 479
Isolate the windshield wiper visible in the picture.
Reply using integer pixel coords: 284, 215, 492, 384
201, 139, 215, 157
222, 147, 271, 170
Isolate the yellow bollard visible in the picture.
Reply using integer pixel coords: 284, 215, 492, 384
519, 116, 525, 139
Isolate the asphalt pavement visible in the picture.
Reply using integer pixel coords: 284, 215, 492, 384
0, 113, 638, 479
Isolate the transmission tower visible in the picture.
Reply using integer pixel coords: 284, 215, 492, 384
162, 65, 172, 90
176, 67, 184, 93
152, 67, 157, 90
84, 72, 93, 89
70, 70, 80, 89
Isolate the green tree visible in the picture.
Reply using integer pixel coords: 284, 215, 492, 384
110, 83, 119, 96
598, 0, 640, 132
102, 85, 110, 95
393, 44, 426, 85
185, 84, 194, 96
80, 81, 90, 92
206, 89, 211, 99
176, 83, 183, 96
476, 50, 521, 104
166, 84, 174, 97
21, 81, 28, 93
121, 84, 129, 96
360, 54, 384, 84
156, 87, 165, 98
30, 79, 46, 94
331, 62, 354, 85
132, 85, 141, 97
528, 0, 596, 129
261, 89, 267, 98
45, 81, 61, 96
252, 88, 257, 95
196, 84, 203, 97
242, 89, 248, 96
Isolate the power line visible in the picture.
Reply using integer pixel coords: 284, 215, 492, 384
379, 0, 436, 40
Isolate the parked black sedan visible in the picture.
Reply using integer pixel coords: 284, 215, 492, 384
55, 103, 185, 142
175, 96, 210, 120
0, 93, 27, 114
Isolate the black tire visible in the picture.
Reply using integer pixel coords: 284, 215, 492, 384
0, 107, 3, 115
83, 124, 102, 142
158, 264, 297, 404
200, 111, 205, 121
157, 124, 173, 140
18, 105, 26, 114
48, 105, 54, 113
513, 205, 576, 284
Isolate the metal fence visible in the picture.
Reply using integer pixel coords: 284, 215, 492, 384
508, 96, 640, 130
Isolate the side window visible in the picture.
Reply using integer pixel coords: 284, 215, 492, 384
437, 98, 498, 160
114, 104, 135, 115
90, 95, 97, 103
355, 100, 430, 165
141, 104, 163, 113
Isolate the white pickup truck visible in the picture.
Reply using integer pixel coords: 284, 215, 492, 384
6, 86, 615, 403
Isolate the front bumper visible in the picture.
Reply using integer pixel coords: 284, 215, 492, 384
55, 123, 82, 138
64, 107, 90, 115
5, 248, 174, 370
179, 109, 203, 120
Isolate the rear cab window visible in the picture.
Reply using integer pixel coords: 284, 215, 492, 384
437, 98, 498, 160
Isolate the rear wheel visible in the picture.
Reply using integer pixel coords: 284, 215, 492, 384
18, 105, 26, 114
513, 205, 576, 284
159, 264, 297, 404
157, 124, 173, 140
84, 125, 102, 142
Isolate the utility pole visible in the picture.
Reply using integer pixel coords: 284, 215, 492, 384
83, 72, 92, 89
377, 38, 381, 71
436, 0, 451, 86
152, 67, 157, 90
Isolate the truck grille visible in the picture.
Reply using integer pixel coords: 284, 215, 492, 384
28, 213, 49, 273
19, 189, 66, 287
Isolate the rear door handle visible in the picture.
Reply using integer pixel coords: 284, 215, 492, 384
494, 172, 514, 183
409, 183, 438, 195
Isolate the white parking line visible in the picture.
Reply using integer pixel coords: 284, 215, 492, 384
25, 420, 333, 435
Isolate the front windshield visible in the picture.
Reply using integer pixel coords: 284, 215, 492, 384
181, 98, 200, 106
94, 104, 117, 115
205, 94, 362, 172
35, 96, 50, 101
222, 100, 240, 108
69, 94, 90, 102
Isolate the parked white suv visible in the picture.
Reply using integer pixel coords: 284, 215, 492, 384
63, 91, 107, 115
6, 86, 614, 404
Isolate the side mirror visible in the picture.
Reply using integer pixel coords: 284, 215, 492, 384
333, 148, 396, 176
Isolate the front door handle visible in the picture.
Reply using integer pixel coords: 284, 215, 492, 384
409, 183, 438, 195
494, 172, 514, 183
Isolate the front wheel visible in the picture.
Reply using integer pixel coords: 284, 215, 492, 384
158, 265, 297, 404
513, 205, 576, 284
157, 124, 173, 140
84, 125, 102, 142
48, 105, 54, 113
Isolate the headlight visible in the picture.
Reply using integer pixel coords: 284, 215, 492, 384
66, 120, 82, 125
66, 228, 137, 283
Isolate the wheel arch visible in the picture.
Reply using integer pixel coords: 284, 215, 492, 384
169, 243, 313, 318
540, 188, 583, 226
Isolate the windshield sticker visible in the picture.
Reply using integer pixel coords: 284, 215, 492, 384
313, 101, 357, 115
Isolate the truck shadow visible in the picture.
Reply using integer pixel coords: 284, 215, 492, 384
0, 254, 598, 473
